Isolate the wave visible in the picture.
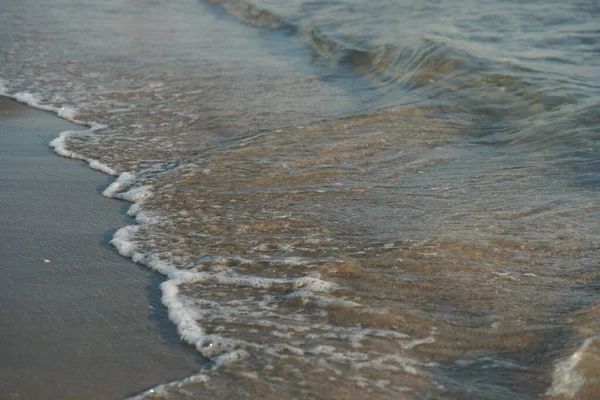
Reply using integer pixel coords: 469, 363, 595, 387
3, 0, 599, 397
207, 0, 476, 96
549, 336, 600, 399
1, 86, 443, 398
205, 0, 600, 157
204, 0, 294, 31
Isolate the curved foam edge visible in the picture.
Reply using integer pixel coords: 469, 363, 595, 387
108, 214, 353, 371
0, 82, 352, 391
110, 218, 343, 360
49, 130, 117, 175
0, 83, 215, 394
1, 80, 83, 125
0, 86, 117, 176
126, 373, 210, 400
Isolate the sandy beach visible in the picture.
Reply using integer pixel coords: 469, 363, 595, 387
0, 97, 202, 399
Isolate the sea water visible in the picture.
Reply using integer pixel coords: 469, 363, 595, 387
1, 0, 598, 398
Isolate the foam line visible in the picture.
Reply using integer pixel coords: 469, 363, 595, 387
49, 130, 117, 175
0, 86, 118, 176
126, 373, 210, 400
0, 82, 348, 378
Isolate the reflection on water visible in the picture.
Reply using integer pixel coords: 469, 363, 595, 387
0, 0, 598, 398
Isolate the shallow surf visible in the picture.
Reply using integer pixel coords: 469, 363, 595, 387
1, 0, 598, 398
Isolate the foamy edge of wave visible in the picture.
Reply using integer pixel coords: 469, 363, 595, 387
110, 215, 341, 360
127, 373, 210, 400
49, 131, 117, 175
0, 83, 215, 394
0, 85, 116, 176
1, 83, 349, 395
2, 82, 419, 397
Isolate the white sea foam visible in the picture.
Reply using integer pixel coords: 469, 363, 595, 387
126, 202, 143, 217
284, 291, 361, 308
49, 130, 117, 175
89, 122, 108, 131
293, 275, 337, 292
14, 92, 57, 113
106, 207, 433, 386
1, 83, 434, 389
107, 214, 352, 366
0, 84, 239, 386
548, 336, 600, 398
0, 79, 8, 96
57, 106, 78, 121
310, 345, 337, 355
102, 172, 137, 197
7, 90, 84, 125
110, 226, 140, 258
134, 211, 161, 225
126, 373, 210, 400
49, 131, 86, 160
87, 159, 117, 175
114, 185, 153, 202
213, 349, 250, 367
1, 89, 118, 176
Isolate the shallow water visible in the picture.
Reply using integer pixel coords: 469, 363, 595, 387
1, 0, 598, 398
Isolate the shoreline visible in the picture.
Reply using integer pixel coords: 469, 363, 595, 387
0, 97, 201, 399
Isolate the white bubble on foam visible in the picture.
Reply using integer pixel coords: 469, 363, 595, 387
270, 256, 311, 266
213, 349, 250, 367
110, 226, 140, 258
293, 276, 337, 292
197, 336, 243, 359
239, 371, 259, 380
310, 345, 337, 355
102, 172, 136, 196
134, 211, 161, 225
401, 336, 436, 350
57, 106, 78, 121
115, 186, 153, 202
102, 174, 155, 218
126, 202, 143, 217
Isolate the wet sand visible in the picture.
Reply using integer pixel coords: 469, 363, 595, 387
0, 97, 202, 400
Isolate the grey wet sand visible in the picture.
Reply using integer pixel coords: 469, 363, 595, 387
0, 97, 202, 400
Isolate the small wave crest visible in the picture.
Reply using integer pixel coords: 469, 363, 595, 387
548, 337, 600, 399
